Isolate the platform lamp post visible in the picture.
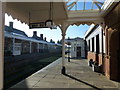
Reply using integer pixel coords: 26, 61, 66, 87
75, 39, 77, 59
67, 42, 71, 62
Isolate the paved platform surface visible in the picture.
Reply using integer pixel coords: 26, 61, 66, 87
10, 58, 119, 89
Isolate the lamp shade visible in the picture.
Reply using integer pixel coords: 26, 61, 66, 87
45, 19, 53, 28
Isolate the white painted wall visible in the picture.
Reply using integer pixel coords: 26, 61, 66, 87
69, 39, 85, 58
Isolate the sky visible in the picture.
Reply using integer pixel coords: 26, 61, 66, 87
5, 14, 90, 43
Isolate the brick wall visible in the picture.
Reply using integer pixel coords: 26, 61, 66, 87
87, 52, 103, 66
104, 2, 120, 81
87, 52, 96, 62
98, 54, 102, 65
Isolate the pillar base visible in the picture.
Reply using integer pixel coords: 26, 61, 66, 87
61, 66, 66, 75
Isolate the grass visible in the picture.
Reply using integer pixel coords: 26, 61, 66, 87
4, 55, 61, 89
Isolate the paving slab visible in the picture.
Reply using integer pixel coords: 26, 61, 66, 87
10, 58, 119, 89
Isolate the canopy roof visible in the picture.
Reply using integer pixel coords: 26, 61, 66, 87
5, 0, 117, 26
6, 2, 68, 25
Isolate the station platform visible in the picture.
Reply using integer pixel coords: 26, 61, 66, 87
10, 58, 119, 89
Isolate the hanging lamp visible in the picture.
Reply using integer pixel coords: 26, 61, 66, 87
45, 1, 53, 28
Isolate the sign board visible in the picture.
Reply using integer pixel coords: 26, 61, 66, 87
50, 25, 57, 29
29, 22, 47, 29
29, 22, 57, 29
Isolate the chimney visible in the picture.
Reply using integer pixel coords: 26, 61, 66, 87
50, 39, 53, 43
33, 31, 37, 37
40, 34, 43, 40
9, 22, 13, 28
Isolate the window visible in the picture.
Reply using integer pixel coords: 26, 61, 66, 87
96, 35, 100, 54
88, 40, 90, 51
74, 47, 76, 51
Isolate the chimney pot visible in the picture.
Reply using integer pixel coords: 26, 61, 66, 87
40, 34, 43, 40
44, 37, 46, 41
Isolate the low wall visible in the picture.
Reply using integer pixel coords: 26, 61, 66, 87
103, 56, 110, 79
87, 52, 103, 66
98, 54, 102, 66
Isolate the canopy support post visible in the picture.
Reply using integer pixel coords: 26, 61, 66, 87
0, 2, 5, 90
60, 22, 69, 75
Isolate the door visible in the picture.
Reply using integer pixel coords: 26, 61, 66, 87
109, 26, 119, 81
77, 47, 81, 57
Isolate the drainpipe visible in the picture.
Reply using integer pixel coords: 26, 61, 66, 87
30, 41, 32, 53
37, 43, 39, 53
12, 38, 15, 55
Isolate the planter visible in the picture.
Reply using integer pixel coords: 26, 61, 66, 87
92, 64, 100, 72
88, 59, 93, 67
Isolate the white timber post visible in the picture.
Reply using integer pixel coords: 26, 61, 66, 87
60, 22, 69, 74
0, 2, 5, 90
30, 41, 32, 53
99, 21, 105, 72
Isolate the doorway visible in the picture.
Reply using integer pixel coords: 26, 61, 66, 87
109, 27, 119, 81
96, 34, 99, 62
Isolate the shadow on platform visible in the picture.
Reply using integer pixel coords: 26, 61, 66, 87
64, 73, 102, 90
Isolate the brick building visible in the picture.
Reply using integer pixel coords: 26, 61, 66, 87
84, 24, 105, 65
